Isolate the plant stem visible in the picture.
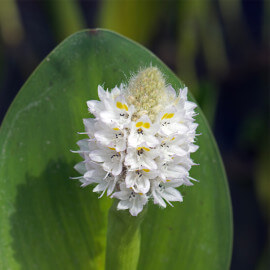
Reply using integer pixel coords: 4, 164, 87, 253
105, 200, 146, 270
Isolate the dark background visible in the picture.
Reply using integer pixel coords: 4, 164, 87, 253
0, 0, 269, 269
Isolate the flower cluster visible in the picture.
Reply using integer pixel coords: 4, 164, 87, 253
73, 67, 199, 216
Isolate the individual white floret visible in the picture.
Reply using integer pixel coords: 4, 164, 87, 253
157, 106, 188, 137
112, 183, 148, 216
151, 181, 183, 208
89, 145, 124, 176
128, 115, 159, 148
125, 146, 159, 170
158, 135, 189, 161
125, 168, 157, 194
94, 122, 127, 152
99, 94, 135, 129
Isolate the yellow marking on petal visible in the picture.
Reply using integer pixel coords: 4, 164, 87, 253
108, 147, 116, 150
161, 113, 168, 120
139, 193, 143, 195
166, 179, 171, 182
143, 122, 150, 129
130, 187, 133, 190
136, 122, 143, 127
171, 137, 175, 141
113, 128, 120, 130
136, 146, 150, 152
142, 169, 150, 172
116, 102, 123, 109
166, 113, 174, 119
123, 104, 129, 111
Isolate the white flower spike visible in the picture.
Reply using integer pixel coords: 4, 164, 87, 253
73, 67, 199, 216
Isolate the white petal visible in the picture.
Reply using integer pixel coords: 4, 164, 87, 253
163, 187, 183, 202
116, 140, 126, 152
87, 100, 103, 116
107, 180, 117, 196
144, 135, 159, 147
94, 131, 111, 145
153, 190, 166, 208
117, 200, 130, 210
111, 162, 122, 176
134, 176, 150, 194
189, 144, 199, 153
112, 190, 130, 200
83, 118, 95, 136
125, 172, 135, 188
141, 156, 157, 170
185, 101, 197, 110
74, 162, 86, 174
180, 87, 188, 100
89, 150, 106, 162
166, 85, 177, 99
130, 197, 144, 216
83, 170, 96, 179
173, 146, 187, 156
80, 180, 92, 187
93, 182, 108, 193
98, 85, 107, 100
77, 139, 89, 151
128, 132, 141, 147
99, 111, 116, 124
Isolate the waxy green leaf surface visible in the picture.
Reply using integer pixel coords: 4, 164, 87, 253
0, 29, 232, 270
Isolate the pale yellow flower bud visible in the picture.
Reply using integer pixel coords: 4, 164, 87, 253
126, 67, 169, 121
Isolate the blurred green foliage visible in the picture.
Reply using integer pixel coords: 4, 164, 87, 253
42, 0, 86, 42
0, 0, 24, 47
99, 0, 164, 45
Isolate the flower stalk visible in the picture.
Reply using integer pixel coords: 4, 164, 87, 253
105, 200, 146, 270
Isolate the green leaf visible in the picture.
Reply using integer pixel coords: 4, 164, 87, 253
0, 29, 232, 270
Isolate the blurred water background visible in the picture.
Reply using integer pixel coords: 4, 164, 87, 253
0, 0, 269, 269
